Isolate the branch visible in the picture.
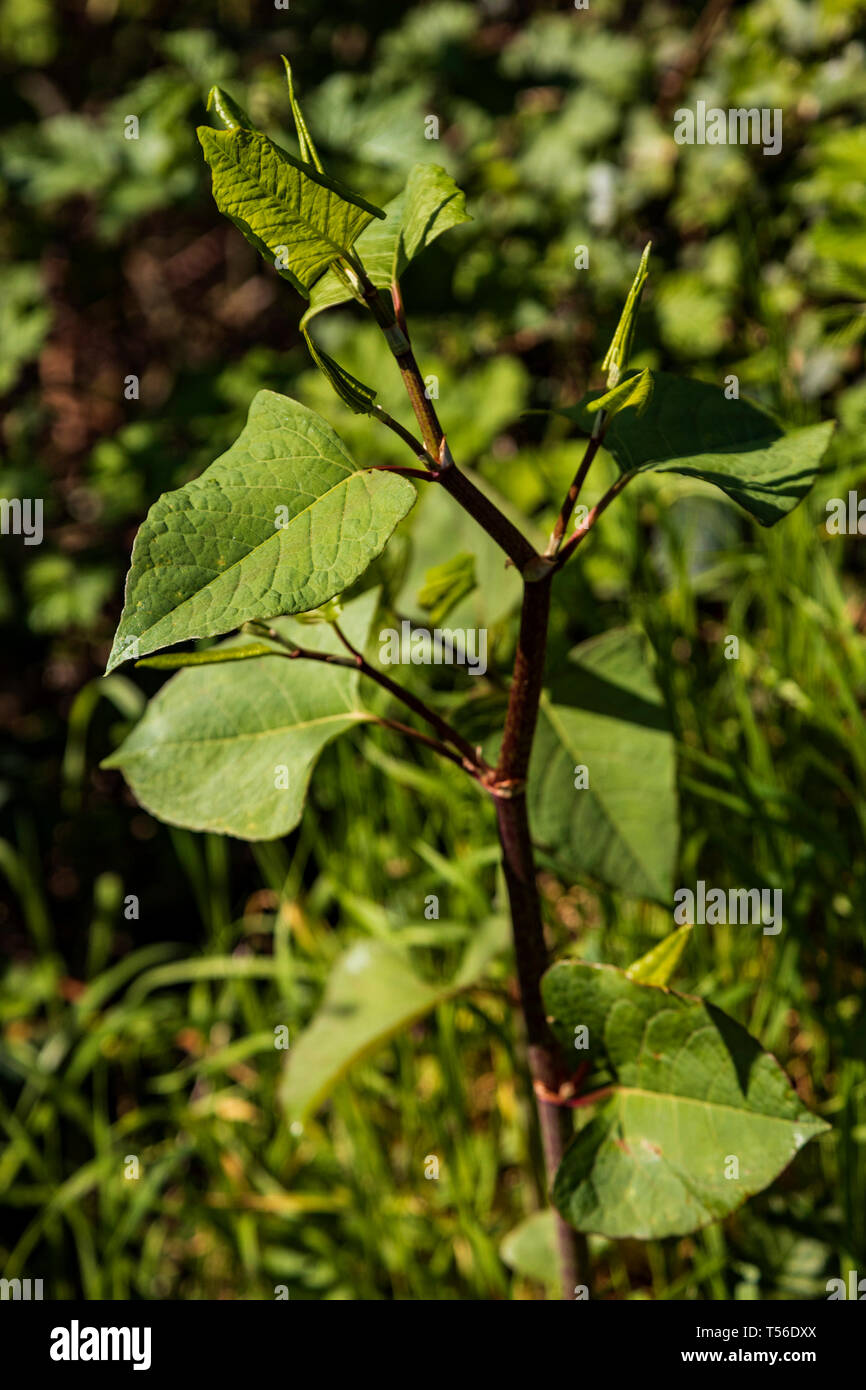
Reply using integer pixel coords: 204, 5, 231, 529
351, 264, 539, 573
370, 715, 469, 772
545, 412, 606, 556
370, 406, 438, 470
554, 470, 637, 569
248, 620, 490, 777
330, 617, 488, 773
492, 570, 590, 1299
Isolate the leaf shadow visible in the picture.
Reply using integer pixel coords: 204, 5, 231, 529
547, 667, 669, 734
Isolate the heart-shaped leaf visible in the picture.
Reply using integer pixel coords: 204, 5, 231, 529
102, 592, 378, 840
528, 628, 678, 903
198, 126, 385, 296
302, 163, 470, 325
107, 391, 415, 671
542, 961, 829, 1239
565, 373, 834, 526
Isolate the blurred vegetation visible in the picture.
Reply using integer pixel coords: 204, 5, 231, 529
1, 0, 865, 1299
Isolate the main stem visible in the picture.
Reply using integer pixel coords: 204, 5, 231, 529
495, 576, 589, 1301
360, 273, 586, 1298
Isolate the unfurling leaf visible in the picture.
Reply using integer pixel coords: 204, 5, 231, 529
542, 961, 829, 1239
302, 330, 378, 415
282, 56, 324, 172
207, 85, 254, 133
106, 391, 415, 672
302, 163, 470, 325
602, 241, 651, 388
103, 592, 379, 840
417, 552, 478, 625
197, 125, 385, 297
582, 367, 653, 421
625, 924, 692, 986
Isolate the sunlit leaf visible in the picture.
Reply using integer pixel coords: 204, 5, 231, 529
542, 961, 829, 1239
302, 163, 470, 324
107, 391, 415, 671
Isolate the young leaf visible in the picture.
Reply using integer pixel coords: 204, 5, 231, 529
417, 552, 477, 626
302, 330, 378, 415
570, 373, 835, 526
102, 592, 378, 840
282, 56, 323, 173
302, 163, 470, 325
207, 85, 254, 133
542, 961, 829, 1239
582, 367, 653, 422
396, 475, 534, 631
625, 924, 692, 986
528, 628, 678, 903
601, 241, 651, 388
281, 917, 508, 1121
106, 391, 415, 672
197, 126, 385, 297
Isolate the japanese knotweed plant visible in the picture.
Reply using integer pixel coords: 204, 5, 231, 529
104, 67, 833, 1299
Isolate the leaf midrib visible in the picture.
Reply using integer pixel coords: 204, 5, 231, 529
611, 1083, 822, 1129
118, 710, 371, 760
214, 135, 361, 262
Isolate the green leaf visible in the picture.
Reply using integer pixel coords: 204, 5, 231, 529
601, 241, 651, 388
625, 924, 692, 987
583, 368, 653, 421
281, 57, 324, 173
528, 628, 678, 903
500, 1211, 558, 1288
197, 126, 385, 297
207, 85, 254, 133
302, 163, 470, 325
135, 644, 277, 669
542, 961, 829, 1239
302, 330, 378, 415
102, 592, 378, 840
417, 552, 477, 626
395, 472, 535, 632
282, 917, 508, 1122
570, 373, 834, 527
107, 390, 415, 671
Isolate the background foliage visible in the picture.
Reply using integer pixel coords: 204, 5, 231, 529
1, 0, 865, 1299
